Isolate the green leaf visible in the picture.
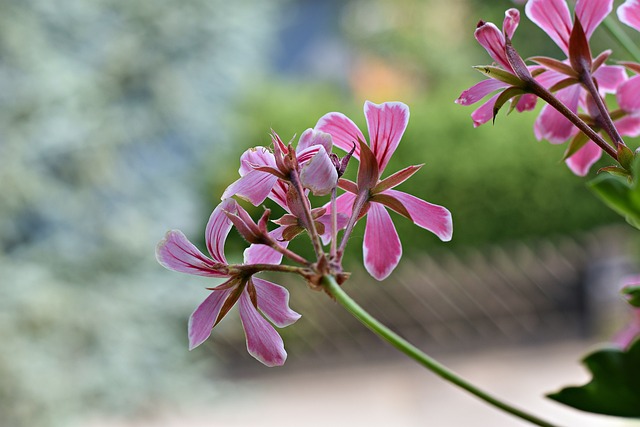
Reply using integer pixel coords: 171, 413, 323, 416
589, 173, 640, 229
622, 285, 640, 308
617, 144, 635, 171
547, 339, 640, 418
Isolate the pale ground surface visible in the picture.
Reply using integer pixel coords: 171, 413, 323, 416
89, 340, 640, 427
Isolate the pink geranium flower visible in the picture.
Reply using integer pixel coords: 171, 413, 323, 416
316, 101, 453, 280
156, 198, 300, 367
525, 0, 627, 174
456, 8, 538, 127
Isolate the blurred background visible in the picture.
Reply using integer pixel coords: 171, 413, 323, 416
2, 0, 640, 426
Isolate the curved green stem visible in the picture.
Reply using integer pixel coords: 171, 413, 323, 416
603, 16, 640, 64
322, 275, 563, 427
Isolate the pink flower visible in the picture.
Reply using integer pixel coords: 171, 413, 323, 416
456, 9, 538, 127
156, 198, 300, 367
316, 101, 453, 280
222, 129, 337, 205
525, 0, 627, 175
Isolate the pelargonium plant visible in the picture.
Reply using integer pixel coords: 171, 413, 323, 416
158, 0, 640, 424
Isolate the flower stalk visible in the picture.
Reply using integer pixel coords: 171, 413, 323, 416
321, 274, 562, 427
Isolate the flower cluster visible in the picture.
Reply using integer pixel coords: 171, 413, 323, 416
157, 101, 453, 366
457, 0, 640, 176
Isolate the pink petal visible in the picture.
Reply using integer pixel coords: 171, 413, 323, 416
616, 115, 640, 137
617, 75, 640, 113
253, 277, 301, 327
317, 211, 349, 245
503, 8, 520, 40
299, 145, 338, 196
363, 203, 402, 281
297, 128, 333, 153
315, 112, 365, 159
535, 68, 569, 89
325, 191, 357, 218
205, 199, 236, 264
238, 291, 287, 367
188, 288, 234, 350
221, 169, 278, 206
364, 101, 410, 172
593, 65, 627, 94
471, 93, 500, 128
383, 190, 453, 242
533, 85, 581, 143
239, 147, 277, 176
618, 0, 640, 32
525, 0, 573, 54
243, 227, 289, 265
455, 79, 509, 106
516, 93, 538, 112
156, 230, 227, 277
474, 22, 512, 71
613, 309, 640, 349
565, 140, 602, 176
576, 0, 613, 39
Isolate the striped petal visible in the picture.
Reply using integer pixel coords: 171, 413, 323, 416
315, 112, 365, 159
576, 0, 613, 39
365, 101, 410, 172
617, 74, 640, 113
526, 0, 573, 54
188, 288, 234, 350
156, 230, 227, 277
456, 79, 509, 106
382, 190, 453, 242
205, 198, 236, 264
222, 169, 278, 206
363, 203, 402, 281
239, 291, 287, 367
475, 22, 512, 71
253, 277, 301, 327
533, 85, 581, 143
243, 227, 289, 265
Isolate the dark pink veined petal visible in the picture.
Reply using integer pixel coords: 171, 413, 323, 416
593, 65, 627, 94
475, 22, 512, 71
205, 198, 236, 264
238, 290, 287, 367
363, 203, 402, 281
618, 0, 640, 32
315, 112, 365, 159
525, 0, 573, 54
238, 146, 277, 176
297, 128, 333, 153
188, 288, 234, 350
252, 277, 301, 327
617, 75, 640, 113
503, 8, 520, 40
471, 93, 500, 128
535, 67, 569, 89
516, 93, 538, 112
616, 115, 640, 137
156, 230, 228, 277
364, 101, 410, 172
221, 169, 279, 206
575, 0, 613, 39
243, 227, 289, 265
299, 145, 338, 196
383, 190, 453, 242
533, 85, 581, 143
565, 140, 602, 176
456, 79, 509, 106
269, 180, 289, 211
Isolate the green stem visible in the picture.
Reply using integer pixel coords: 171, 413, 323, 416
603, 16, 640, 64
322, 275, 563, 427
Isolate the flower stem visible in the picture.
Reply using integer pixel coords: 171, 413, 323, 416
602, 16, 640, 63
290, 170, 326, 262
322, 275, 563, 427
579, 71, 625, 148
527, 80, 618, 161
336, 191, 369, 263
330, 187, 338, 259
